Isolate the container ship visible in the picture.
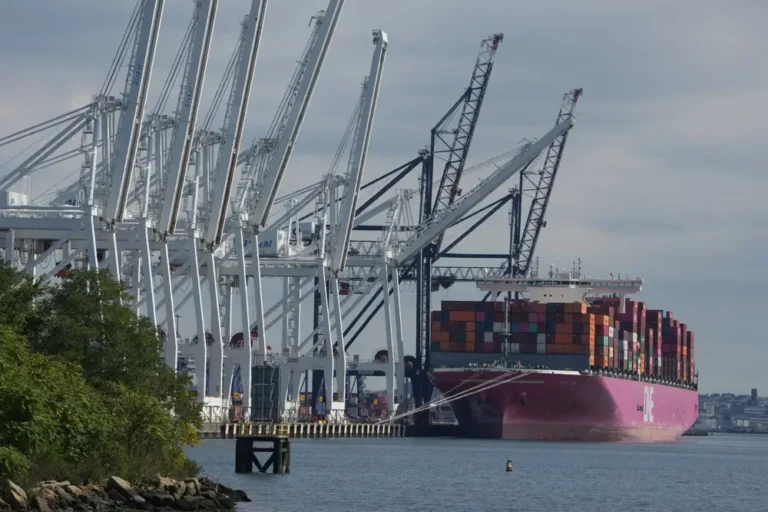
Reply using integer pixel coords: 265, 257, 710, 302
426, 273, 699, 442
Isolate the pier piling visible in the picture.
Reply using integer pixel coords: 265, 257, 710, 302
235, 436, 291, 474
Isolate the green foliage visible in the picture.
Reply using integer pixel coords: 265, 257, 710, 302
0, 262, 201, 484
0, 447, 30, 482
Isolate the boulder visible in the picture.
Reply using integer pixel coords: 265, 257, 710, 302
184, 481, 196, 497
1, 480, 28, 510
217, 495, 236, 510
106, 476, 147, 506
106, 488, 126, 504
173, 496, 197, 511
141, 490, 175, 508
229, 489, 251, 502
171, 481, 186, 500
153, 476, 177, 493
184, 478, 202, 495
31, 496, 51, 512
53, 486, 74, 507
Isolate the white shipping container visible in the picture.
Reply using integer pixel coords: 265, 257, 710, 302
493, 322, 504, 333
537, 333, 546, 344
537, 343, 547, 354
623, 340, 628, 351
509, 343, 520, 354
484, 332, 493, 343
609, 326, 615, 338
632, 332, 638, 343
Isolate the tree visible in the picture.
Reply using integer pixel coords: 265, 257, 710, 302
0, 263, 201, 484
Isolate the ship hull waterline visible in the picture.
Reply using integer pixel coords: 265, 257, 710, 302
427, 369, 698, 442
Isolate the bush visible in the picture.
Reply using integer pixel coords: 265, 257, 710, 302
0, 264, 201, 484
0, 447, 30, 482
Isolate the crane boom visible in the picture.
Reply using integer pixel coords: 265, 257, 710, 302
330, 29, 388, 272
204, 0, 267, 245
159, 0, 218, 234
247, 0, 345, 229
430, 33, 502, 253
104, 0, 165, 223
394, 116, 575, 265
233, 6, 327, 217
514, 88, 582, 276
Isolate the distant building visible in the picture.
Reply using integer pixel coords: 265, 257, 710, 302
750, 388, 759, 406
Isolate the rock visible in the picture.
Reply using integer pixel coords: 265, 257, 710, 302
229, 489, 251, 503
31, 497, 51, 512
53, 486, 74, 506
141, 490, 175, 508
171, 481, 186, 500
0, 497, 10, 510
152, 476, 177, 493
106, 488, 125, 504
33, 489, 57, 507
184, 481, 196, 497
106, 476, 146, 506
173, 496, 197, 511
217, 495, 236, 510
200, 490, 217, 501
184, 479, 201, 495
1, 480, 28, 510
198, 477, 216, 491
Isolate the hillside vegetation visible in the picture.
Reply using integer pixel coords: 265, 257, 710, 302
0, 262, 201, 485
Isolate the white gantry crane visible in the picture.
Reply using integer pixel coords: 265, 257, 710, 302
0, 0, 165, 280
0, 0, 582, 427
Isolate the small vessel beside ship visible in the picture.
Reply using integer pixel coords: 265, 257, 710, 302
427, 273, 699, 442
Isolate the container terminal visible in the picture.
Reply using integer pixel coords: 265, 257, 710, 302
0, 0, 698, 441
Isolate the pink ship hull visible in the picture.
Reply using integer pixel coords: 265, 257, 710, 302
428, 369, 699, 442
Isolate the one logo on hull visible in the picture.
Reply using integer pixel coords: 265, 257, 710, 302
643, 386, 655, 423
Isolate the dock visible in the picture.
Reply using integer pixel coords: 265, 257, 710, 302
199, 421, 405, 439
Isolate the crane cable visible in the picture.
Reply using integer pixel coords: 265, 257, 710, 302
379, 368, 533, 424
379, 369, 518, 425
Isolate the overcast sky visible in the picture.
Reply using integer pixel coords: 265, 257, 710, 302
0, 0, 766, 394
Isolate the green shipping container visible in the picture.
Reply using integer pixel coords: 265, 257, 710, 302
529, 323, 538, 333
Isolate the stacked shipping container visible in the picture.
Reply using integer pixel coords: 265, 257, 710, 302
432, 297, 696, 383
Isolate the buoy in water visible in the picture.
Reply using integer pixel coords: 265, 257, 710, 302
506, 460, 513, 472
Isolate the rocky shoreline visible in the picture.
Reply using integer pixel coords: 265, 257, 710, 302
1, 475, 251, 511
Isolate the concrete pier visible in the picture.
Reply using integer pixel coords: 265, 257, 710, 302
199, 422, 405, 440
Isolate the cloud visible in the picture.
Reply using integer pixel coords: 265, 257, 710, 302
0, 0, 765, 394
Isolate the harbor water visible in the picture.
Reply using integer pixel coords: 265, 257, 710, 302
187, 434, 768, 512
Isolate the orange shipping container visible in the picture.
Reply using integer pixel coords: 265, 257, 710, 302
440, 341, 450, 351
432, 321, 441, 333
466, 342, 476, 352
581, 333, 594, 344
466, 331, 476, 343
432, 330, 449, 342
467, 322, 476, 332
547, 343, 589, 355
556, 323, 574, 335
572, 303, 587, 315
589, 355, 595, 366
554, 333, 572, 344
454, 311, 475, 322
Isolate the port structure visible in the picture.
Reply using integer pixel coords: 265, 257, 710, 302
1, 1, 579, 426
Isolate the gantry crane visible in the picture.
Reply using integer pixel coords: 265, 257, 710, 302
480, 88, 583, 302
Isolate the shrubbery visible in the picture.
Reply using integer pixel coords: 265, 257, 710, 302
0, 262, 201, 485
